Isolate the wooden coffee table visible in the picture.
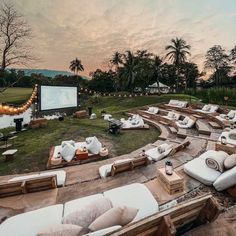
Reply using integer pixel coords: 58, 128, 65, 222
157, 168, 184, 195
2, 149, 18, 162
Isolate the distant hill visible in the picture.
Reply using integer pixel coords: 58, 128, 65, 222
8, 68, 90, 80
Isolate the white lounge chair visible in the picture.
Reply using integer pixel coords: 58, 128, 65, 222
145, 143, 173, 161
184, 150, 236, 191
145, 107, 159, 115
121, 115, 145, 129
163, 111, 180, 121
195, 104, 219, 114
8, 170, 66, 186
176, 116, 195, 129
216, 110, 236, 123
166, 100, 188, 108
218, 130, 236, 146
0, 183, 159, 236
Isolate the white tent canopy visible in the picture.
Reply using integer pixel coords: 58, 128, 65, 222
147, 82, 170, 94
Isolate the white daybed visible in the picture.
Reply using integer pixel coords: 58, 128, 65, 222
184, 150, 236, 191
145, 107, 159, 115
166, 100, 188, 108
8, 170, 66, 186
163, 111, 180, 121
218, 130, 236, 146
145, 143, 173, 162
216, 110, 236, 123
195, 104, 219, 114
0, 183, 159, 236
176, 116, 195, 129
121, 115, 145, 129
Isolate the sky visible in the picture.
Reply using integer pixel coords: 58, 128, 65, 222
8, 0, 236, 76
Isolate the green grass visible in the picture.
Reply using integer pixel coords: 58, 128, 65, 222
0, 91, 200, 175
0, 87, 32, 105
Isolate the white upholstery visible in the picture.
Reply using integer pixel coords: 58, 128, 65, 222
61, 140, 75, 147
216, 110, 236, 122
146, 107, 159, 114
0, 205, 63, 236
184, 150, 227, 186
196, 104, 219, 113
145, 144, 172, 161
8, 170, 66, 186
104, 114, 112, 121
218, 131, 236, 146
167, 100, 188, 108
99, 159, 132, 178
163, 112, 180, 121
103, 183, 159, 222
86, 136, 102, 154
64, 194, 104, 217
176, 116, 195, 129
213, 166, 236, 191
85, 225, 122, 236
60, 143, 76, 162
121, 115, 145, 129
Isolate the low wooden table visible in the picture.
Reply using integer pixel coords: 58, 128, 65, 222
209, 121, 221, 129
157, 168, 184, 195
2, 149, 18, 162
215, 142, 236, 155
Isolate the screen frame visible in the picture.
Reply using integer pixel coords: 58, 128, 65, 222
38, 85, 79, 112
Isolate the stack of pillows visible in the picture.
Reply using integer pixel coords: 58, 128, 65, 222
205, 151, 236, 173
202, 104, 211, 112
37, 198, 138, 236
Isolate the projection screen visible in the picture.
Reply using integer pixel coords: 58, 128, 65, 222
40, 85, 78, 111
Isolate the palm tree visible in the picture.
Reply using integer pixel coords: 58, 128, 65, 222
110, 52, 123, 70
151, 56, 162, 94
165, 37, 191, 90
69, 58, 84, 76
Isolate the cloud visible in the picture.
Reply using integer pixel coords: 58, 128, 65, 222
6, 0, 236, 76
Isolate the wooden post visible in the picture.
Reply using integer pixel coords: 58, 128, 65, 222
156, 216, 176, 236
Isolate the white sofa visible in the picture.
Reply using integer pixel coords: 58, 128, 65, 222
145, 143, 173, 162
145, 107, 159, 115
195, 104, 219, 114
8, 170, 66, 186
216, 110, 236, 123
163, 111, 180, 121
166, 100, 188, 108
176, 116, 195, 129
218, 130, 236, 146
184, 150, 236, 191
121, 115, 145, 129
0, 183, 159, 236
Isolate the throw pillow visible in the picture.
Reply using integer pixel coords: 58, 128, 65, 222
60, 143, 76, 162
157, 146, 165, 154
229, 131, 236, 140
89, 206, 138, 231
62, 197, 112, 233
228, 111, 235, 119
61, 140, 75, 148
37, 224, 83, 236
202, 105, 210, 111
224, 154, 236, 170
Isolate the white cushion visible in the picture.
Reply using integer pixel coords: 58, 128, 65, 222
104, 114, 112, 121
227, 110, 236, 119
8, 170, 66, 186
86, 136, 102, 154
213, 166, 236, 191
60, 143, 76, 162
0, 205, 63, 236
85, 225, 122, 236
63, 194, 104, 217
145, 144, 172, 161
218, 131, 236, 146
184, 151, 222, 185
103, 183, 159, 222
61, 140, 75, 148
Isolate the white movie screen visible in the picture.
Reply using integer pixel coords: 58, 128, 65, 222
40, 86, 78, 111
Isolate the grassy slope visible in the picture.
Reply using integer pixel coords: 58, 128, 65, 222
0, 90, 199, 175
0, 87, 32, 104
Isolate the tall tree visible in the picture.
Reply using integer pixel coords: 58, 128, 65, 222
69, 58, 84, 76
180, 62, 199, 89
110, 51, 123, 70
0, 2, 33, 91
150, 56, 162, 94
165, 37, 191, 91
204, 45, 230, 87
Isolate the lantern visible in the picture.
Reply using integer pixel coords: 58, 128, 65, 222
0, 104, 3, 114
165, 160, 173, 175
221, 136, 227, 145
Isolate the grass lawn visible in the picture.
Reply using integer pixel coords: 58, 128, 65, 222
0, 87, 32, 105
0, 91, 200, 175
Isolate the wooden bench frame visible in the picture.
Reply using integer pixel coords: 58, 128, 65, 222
109, 194, 221, 236
111, 156, 150, 176
0, 175, 57, 198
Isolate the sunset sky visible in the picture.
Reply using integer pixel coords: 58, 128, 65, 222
10, 0, 236, 76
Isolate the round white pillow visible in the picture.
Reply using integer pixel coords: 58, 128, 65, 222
224, 154, 236, 170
